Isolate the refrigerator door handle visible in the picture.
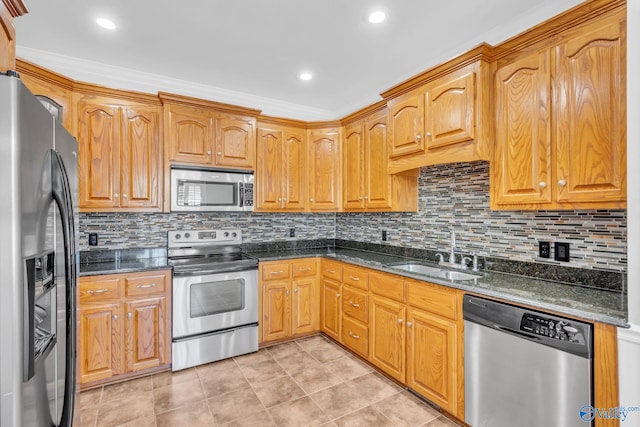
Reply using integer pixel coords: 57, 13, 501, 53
50, 149, 77, 427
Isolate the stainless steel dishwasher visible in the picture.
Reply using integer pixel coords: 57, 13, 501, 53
463, 295, 593, 427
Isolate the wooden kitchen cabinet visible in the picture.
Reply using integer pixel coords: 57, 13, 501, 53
386, 56, 492, 174
343, 122, 366, 210
76, 94, 162, 212
259, 259, 319, 344
161, 93, 258, 171
370, 295, 406, 382
320, 278, 342, 342
255, 124, 307, 211
78, 269, 171, 388
308, 127, 341, 211
491, 11, 626, 210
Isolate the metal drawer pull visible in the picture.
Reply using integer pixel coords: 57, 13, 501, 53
112, 315, 118, 320
406, 321, 413, 327
270, 271, 284, 275
328, 269, 336, 273
349, 302, 360, 308
349, 276, 360, 281
298, 267, 312, 271
349, 332, 360, 339
336, 293, 341, 298
127, 312, 132, 318
136, 283, 157, 289
285, 290, 290, 296
86, 289, 109, 295
397, 319, 403, 325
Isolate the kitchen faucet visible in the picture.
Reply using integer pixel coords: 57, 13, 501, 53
449, 229, 456, 264
435, 228, 479, 271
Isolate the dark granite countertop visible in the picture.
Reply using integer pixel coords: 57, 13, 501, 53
79, 248, 170, 276
249, 247, 628, 327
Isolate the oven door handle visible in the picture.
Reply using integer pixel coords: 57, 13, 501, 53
173, 265, 258, 277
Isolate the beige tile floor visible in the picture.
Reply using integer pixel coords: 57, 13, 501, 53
78, 335, 461, 427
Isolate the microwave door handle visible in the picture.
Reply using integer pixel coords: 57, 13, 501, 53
239, 182, 244, 208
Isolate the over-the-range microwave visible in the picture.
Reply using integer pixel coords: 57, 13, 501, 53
170, 166, 254, 212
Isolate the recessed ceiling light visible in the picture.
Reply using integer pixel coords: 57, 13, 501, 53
368, 11, 386, 24
299, 72, 313, 81
96, 18, 116, 30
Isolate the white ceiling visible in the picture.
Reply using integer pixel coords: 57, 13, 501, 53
14, 0, 583, 121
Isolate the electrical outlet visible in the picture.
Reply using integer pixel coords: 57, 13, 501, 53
539, 241, 550, 258
289, 228, 295, 238
555, 242, 570, 262
382, 230, 387, 241
89, 233, 98, 246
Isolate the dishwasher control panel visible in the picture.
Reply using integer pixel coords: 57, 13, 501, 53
520, 314, 585, 344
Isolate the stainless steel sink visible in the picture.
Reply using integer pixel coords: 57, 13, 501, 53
390, 263, 481, 281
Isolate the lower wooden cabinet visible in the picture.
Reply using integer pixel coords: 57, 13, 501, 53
320, 277, 342, 342
259, 259, 319, 344
78, 269, 172, 388
370, 295, 406, 382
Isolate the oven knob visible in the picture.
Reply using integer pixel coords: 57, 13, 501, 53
175, 234, 181, 240
185, 233, 191, 239
231, 232, 237, 238
224, 232, 229, 237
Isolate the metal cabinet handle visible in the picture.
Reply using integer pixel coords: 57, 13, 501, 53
112, 315, 118, 320
283, 198, 287, 202
539, 182, 546, 189
425, 132, 432, 138
416, 134, 421, 141
136, 283, 156, 289
207, 150, 212, 155
217, 151, 222, 156
397, 319, 403, 324
310, 198, 314, 202
358, 196, 363, 200
114, 193, 119, 199
349, 302, 360, 308
349, 276, 360, 281
298, 267, 312, 272
364, 196, 369, 200
328, 269, 336, 273
127, 312, 132, 318
558, 179, 567, 187
270, 271, 284, 275
285, 290, 290, 296
278, 197, 282, 202
406, 321, 413, 327
294, 288, 298, 293
123, 194, 128, 199
86, 288, 109, 295
336, 293, 341, 298
349, 332, 360, 339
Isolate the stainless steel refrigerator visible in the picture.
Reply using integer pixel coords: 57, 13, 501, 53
0, 73, 79, 426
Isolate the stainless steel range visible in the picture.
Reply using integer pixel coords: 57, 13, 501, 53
168, 229, 258, 371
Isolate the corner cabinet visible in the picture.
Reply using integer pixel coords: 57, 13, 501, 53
255, 124, 307, 212
78, 269, 171, 388
491, 10, 626, 210
308, 127, 342, 211
75, 94, 162, 212
386, 55, 492, 174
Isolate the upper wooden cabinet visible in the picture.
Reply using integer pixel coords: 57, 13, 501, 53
491, 10, 626, 210
386, 56, 492, 174
343, 110, 418, 212
0, 1, 27, 73
308, 127, 342, 211
76, 94, 162, 212
255, 123, 307, 211
161, 93, 258, 171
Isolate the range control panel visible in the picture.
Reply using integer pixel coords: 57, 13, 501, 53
168, 229, 242, 247
520, 314, 585, 344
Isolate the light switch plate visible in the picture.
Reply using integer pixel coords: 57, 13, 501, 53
555, 242, 570, 262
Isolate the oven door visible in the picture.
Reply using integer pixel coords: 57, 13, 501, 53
172, 268, 258, 339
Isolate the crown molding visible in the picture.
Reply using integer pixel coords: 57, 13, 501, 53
15, 46, 337, 122
2, 0, 27, 17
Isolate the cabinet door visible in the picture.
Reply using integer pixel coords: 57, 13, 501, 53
256, 128, 282, 210
492, 50, 552, 206
79, 303, 124, 384
320, 279, 342, 342
120, 106, 162, 209
282, 129, 307, 211
19, 71, 73, 133
166, 104, 214, 165
77, 102, 121, 209
308, 129, 341, 211
424, 72, 475, 150
554, 18, 626, 205
406, 309, 459, 415
215, 117, 255, 169
343, 123, 365, 210
262, 281, 291, 342
125, 297, 168, 372
292, 277, 317, 335
365, 113, 393, 210
369, 296, 406, 382
388, 90, 424, 158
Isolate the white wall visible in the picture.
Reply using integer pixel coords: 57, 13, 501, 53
618, 0, 640, 415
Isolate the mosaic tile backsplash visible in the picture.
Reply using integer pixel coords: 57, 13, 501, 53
336, 161, 627, 272
80, 161, 627, 273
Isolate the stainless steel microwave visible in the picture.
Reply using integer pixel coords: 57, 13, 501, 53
170, 167, 254, 212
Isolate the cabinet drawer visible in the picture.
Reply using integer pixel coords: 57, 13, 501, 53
342, 287, 369, 324
406, 280, 458, 320
125, 273, 168, 297
79, 277, 121, 303
370, 271, 405, 302
292, 259, 318, 277
342, 266, 369, 290
341, 317, 368, 358
261, 262, 291, 281
321, 260, 343, 281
